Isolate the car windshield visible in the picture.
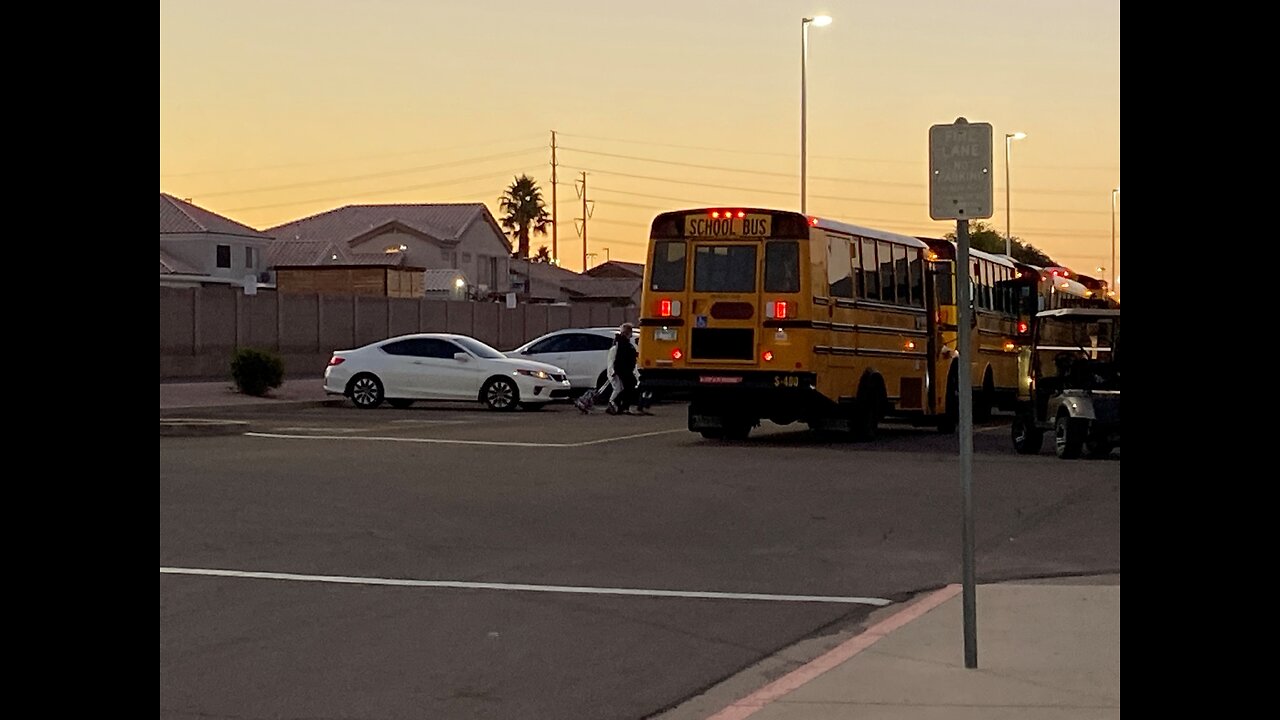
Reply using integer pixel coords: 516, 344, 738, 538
453, 337, 505, 359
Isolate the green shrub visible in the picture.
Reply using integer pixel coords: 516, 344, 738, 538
230, 348, 285, 397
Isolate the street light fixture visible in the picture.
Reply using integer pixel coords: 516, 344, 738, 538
1004, 132, 1026, 256
801, 14, 832, 215
1111, 186, 1120, 292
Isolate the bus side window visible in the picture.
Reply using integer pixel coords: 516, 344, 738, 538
894, 245, 909, 306
861, 238, 879, 301
909, 255, 925, 307
878, 241, 896, 304
827, 236, 853, 298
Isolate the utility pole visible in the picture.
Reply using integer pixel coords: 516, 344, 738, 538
575, 172, 593, 273
550, 130, 558, 264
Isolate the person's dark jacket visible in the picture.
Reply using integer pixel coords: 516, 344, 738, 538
613, 334, 637, 377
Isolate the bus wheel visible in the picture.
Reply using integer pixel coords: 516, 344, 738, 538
1011, 412, 1044, 454
975, 373, 995, 423
723, 417, 753, 441
849, 401, 878, 442
699, 429, 724, 440
938, 368, 959, 434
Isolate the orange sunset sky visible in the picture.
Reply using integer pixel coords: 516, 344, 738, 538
160, 0, 1120, 279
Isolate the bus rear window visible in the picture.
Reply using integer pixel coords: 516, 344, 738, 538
650, 240, 687, 291
764, 242, 799, 293
694, 245, 757, 293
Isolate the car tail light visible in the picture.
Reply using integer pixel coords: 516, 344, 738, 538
1017, 321, 1029, 334
328, 356, 345, 366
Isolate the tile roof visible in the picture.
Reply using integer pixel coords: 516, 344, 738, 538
264, 203, 507, 248
159, 248, 202, 275
563, 277, 642, 299
159, 193, 272, 238
266, 240, 348, 267
585, 260, 645, 278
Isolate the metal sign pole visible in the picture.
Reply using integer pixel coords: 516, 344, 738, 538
929, 117, 991, 670
956, 218, 977, 669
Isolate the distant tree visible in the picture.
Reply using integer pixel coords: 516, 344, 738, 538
532, 245, 553, 263
943, 220, 1057, 267
498, 175, 551, 259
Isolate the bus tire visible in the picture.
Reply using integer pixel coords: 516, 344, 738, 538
938, 367, 959, 434
723, 417, 753, 441
975, 370, 995, 423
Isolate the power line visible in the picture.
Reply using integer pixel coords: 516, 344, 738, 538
226, 165, 545, 213
160, 134, 547, 179
191, 148, 545, 199
560, 131, 1119, 172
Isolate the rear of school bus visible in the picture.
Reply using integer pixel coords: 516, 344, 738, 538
637, 208, 821, 439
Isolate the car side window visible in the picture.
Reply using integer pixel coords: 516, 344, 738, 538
527, 336, 570, 354
581, 334, 614, 352
382, 338, 459, 358
421, 339, 463, 358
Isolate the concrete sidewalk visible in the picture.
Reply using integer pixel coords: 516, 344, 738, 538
671, 577, 1119, 720
160, 381, 1120, 719
160, 378, 338, 410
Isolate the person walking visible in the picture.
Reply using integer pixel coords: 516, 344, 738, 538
606, 323, 640, 415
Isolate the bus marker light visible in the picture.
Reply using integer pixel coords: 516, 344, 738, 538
763, 350, 774, 362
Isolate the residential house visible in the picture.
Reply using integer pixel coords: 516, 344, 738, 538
509, 259, 641, 307
160, 193, 274, 288
264, 203, 512, 297
584, 260, 645, 280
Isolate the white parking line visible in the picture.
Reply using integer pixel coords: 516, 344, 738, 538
244, 428, 686, 448
159, 566, 892, 606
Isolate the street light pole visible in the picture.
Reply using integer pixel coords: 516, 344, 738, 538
800, 15, 831, 215
1004, 132, 1026, 256
1111, 187, 1119, 292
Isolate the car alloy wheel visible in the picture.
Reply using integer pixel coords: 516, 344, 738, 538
349, 374, 384, 409
483, 378, 518, 411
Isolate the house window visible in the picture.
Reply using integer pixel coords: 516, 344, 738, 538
245, 247, 255, 269
462, 252, 472, 264
216, 245, 231, 269
385, 244, 408, 254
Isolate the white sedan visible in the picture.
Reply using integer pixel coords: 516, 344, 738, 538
323, 333, 572, 411
505, 327, 633, 392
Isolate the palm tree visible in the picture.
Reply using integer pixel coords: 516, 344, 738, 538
498, 175, 551, 259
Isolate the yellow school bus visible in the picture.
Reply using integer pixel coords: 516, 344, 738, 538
637, 207, 1036, 440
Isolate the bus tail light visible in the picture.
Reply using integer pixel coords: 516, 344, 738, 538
671, 348, 683, 360
762, 350, 774, 362
657, 299, 681, 317
765, 301, 789, 319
